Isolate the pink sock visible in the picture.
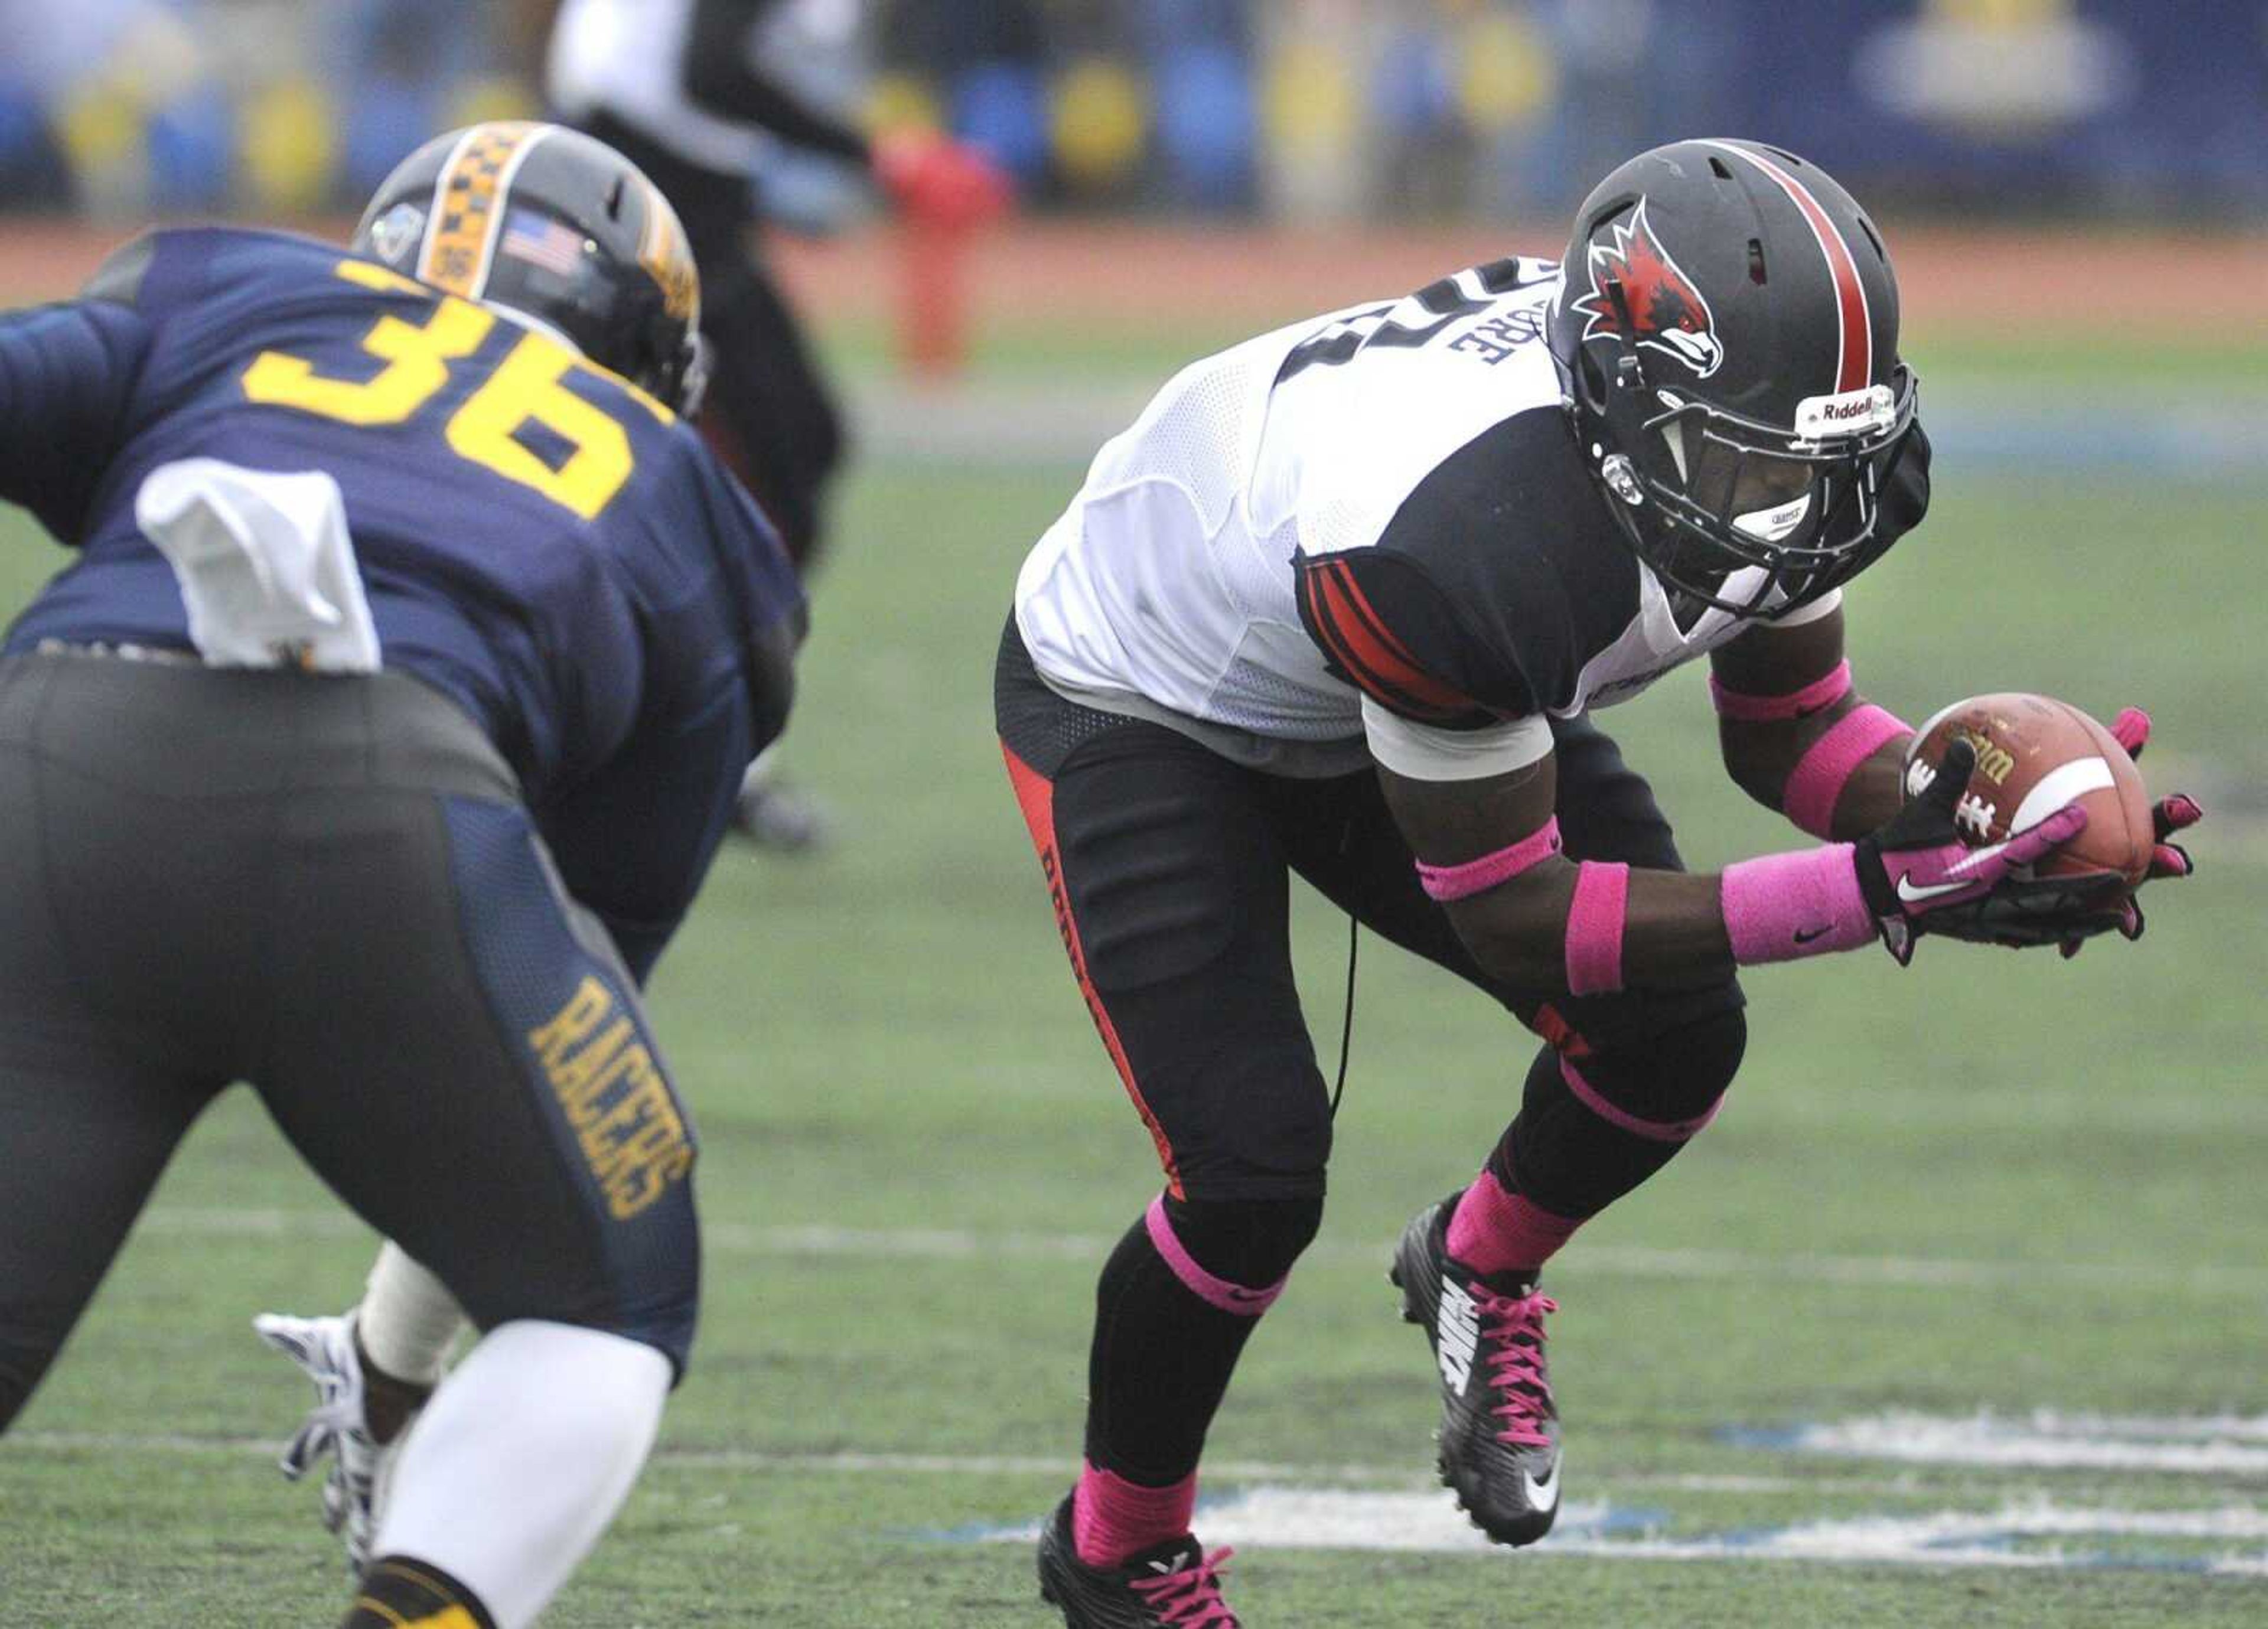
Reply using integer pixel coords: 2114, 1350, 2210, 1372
1073, 1460, 1197, 1568
1446, 1170, 1583, 1278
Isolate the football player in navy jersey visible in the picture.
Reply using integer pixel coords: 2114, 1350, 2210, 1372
0, 123, 803, 1628
1001, 139, 2199, 1625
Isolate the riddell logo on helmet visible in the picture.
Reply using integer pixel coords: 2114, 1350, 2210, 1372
1795, 385, 1896, 440
1574, 198, 1723, 380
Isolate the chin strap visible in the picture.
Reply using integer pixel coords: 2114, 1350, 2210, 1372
1602, 276, 1651, 393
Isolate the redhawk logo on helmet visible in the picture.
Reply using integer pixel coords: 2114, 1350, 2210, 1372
1572, 200, 1723, 380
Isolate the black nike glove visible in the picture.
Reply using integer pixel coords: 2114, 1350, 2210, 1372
1850, 738, 2114, 963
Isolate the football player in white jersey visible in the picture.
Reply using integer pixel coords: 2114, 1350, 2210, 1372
1003, 139, 2199, 1626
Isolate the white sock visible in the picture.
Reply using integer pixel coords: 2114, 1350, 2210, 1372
372, 1320, 670, 1629
357, 1242, 465, 1386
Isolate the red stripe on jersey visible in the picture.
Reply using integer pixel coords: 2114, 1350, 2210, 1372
1312, 561, 1476, 718
1308, 579, 1451, 722
1709, 142, 1872, 395
1297, 563, 1361, 687
1328, 561, 1434, 678
1001, 742, 1185, 1199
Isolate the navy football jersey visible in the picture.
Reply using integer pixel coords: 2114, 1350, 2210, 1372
0, 227, 805, 976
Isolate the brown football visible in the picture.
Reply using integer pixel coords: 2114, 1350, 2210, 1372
1903, 693, 2153, 884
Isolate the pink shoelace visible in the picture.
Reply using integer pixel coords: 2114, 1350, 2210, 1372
1128, 1545, 1240, 1627
1474, 1288, 1559, 1446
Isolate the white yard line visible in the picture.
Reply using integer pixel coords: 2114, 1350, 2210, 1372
19, 1414, 2268, 1576
14, 1415, 2267, 1489
964, 1487, 2268, 1570
1767, 1411, 2268, 1477
128, 1206, 2268, 1297
0, 1433, 2042, 1501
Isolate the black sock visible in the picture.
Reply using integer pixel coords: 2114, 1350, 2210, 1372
1082, 1195, 1321, 1484
342, 1556, 496, 1629
354, 1330, 436, 1446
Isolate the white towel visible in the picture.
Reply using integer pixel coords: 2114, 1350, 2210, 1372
136, 458, 382, 673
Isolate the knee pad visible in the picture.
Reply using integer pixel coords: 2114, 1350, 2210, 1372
1503, 1006, 1748, 1219
1159, 1192, 1325, 1292
1572, 1006, 1748, 1132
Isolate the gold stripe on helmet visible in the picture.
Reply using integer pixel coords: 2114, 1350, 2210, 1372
419, 122, 546, 299
636, 180, 700, 327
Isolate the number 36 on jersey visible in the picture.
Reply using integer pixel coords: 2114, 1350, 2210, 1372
240, 259, 670, 522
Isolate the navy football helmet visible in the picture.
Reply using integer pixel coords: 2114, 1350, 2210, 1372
353, 122, 708, 416
1548, 138, 1920, 617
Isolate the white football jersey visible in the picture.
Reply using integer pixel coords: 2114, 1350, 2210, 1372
1014, 259, 1821, 780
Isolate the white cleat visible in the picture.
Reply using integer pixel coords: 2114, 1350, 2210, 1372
253, 1310, 400, 1572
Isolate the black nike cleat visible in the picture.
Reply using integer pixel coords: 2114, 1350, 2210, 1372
1036, 1494, 1240, 1628
1389, 1192, 1563, 1546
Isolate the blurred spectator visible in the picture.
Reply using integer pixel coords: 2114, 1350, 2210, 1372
0, 0, 205, 213
1, 0, 2262, 224
548, 0, 1006, 851
1143, 0, 1257, 210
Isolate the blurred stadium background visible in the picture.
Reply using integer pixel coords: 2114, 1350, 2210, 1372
2, 2, 2265, 1624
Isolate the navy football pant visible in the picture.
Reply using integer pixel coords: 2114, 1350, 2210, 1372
997, 618, 1745, 1482
0, 654, 701, 1429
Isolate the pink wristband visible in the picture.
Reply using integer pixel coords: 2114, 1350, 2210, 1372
1416, 817, 1562, 902
1720, 845, 1876, 965
1564, 861, 1630, 996
1709, 659, 1853, 722
1781, 703, 1912, 838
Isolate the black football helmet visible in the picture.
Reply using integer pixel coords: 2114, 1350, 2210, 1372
1548, 138, 1920, 617
352, 122, 708, 415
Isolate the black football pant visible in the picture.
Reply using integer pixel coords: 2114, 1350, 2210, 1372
581, 113, 846, 572
0, 654, 702, 1428
996, 619, 1745, 1483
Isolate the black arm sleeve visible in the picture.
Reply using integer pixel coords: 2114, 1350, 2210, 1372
682, 0, 872, 165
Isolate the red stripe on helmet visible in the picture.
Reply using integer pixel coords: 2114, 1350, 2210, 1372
1705, 142, 1872, 395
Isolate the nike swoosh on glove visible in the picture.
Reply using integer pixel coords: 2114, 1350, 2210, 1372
1852, 737, 2107, 965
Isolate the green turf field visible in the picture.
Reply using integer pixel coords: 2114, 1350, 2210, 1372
0, 320, 2264, 1626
